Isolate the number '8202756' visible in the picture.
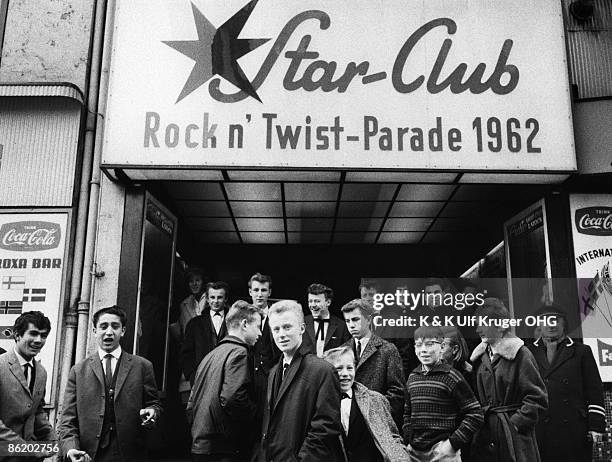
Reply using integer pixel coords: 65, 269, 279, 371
472, 117, 540, 153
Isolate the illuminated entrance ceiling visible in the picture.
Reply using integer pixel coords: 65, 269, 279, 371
150, 170, 567, 245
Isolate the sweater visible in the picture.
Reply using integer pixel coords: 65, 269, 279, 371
403, 362, 483, 451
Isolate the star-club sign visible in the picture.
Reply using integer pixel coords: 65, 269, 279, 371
163, 0, 269, 103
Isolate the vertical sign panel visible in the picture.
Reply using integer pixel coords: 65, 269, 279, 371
0, 212, 69, 400
570, 194, 612, 382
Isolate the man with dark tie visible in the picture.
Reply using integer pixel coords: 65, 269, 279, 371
181, 281, 229, 385
341, 299, 405, 429
302, 283, 351, 357
58, 306, 162, 462
323, 346, 409, 462
258, 300, 343, 462
0, 311, 56, 462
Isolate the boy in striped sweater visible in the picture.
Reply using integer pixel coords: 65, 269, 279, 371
403, 326, 483, 461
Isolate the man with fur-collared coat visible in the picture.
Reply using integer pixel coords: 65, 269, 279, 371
470, 299, 548, 462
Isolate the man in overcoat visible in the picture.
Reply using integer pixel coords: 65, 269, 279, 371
58, 306, 162, 462
341, 299, 405, 428
470, 299, 548, 462
528, 304, 605, 462
258, 300, 343, 462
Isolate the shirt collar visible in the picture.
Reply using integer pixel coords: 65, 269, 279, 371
210, 309, 225, 317
98, 346, 122, 361
344, 387, 353, 399
415, 362, 451, 375
13, 348, 34, 367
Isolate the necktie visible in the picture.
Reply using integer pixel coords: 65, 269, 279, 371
315, 319, 329, 341
104, 354, 113, 386
355, 340, 361, 359
341, 392, 351, 400
24, 363, 34, 393
282, 362, 289, 380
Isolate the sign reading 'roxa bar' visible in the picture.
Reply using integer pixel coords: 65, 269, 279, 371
102, 0, 576, 171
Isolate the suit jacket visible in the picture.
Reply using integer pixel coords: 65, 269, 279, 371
302, 315, 352, 356
0, 350, 55, 462
58, 351, 162, 462
259, 349, 344, 462
181, 308, 228, 384
344, 336, 405, 427
528, 337, 605, 462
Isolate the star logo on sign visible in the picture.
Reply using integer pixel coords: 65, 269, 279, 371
163, 0, 269, 103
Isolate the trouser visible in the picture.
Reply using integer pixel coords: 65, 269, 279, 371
192, 454, 248, 462
96, 431, 122, 462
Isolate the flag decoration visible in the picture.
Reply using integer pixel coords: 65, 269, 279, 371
0, 300, 23, 314
1, 276, 25, 290
22, 288, 46, 302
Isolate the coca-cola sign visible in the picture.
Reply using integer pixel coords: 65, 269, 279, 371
0, 221, 61, 251
575, 207, 612, 236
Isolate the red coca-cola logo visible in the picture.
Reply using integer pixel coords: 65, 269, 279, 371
0, 221, 61, 251
575, 207, 612, 236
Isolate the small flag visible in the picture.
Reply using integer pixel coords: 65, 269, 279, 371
1, 276, 25, 290
22, 288, 46, 302
0, 300, 23, 314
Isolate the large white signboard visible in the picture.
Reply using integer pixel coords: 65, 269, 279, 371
569, 195, 612, 382
0, 213, 69, 400
102, 0, 576, 171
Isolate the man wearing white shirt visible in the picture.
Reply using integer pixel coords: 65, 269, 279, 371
0, 311, 56, 462
341, 299, 405, 429
181, 282, 229, 384
303, 283, 351, 357
58, 306, 161, 462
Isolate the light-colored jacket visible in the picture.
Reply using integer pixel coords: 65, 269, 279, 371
350, 382, 409, 462
0, 350, 55, 462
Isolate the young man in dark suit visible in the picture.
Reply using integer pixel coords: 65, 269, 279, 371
341, 299, 406, 428
302, 283, 351, 357
58, 306, 162, 462
258, 300, 343, 462
0, 311, 56, 462
181, 281, 229, 385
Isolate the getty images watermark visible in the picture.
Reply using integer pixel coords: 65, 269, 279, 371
371, 289, 558, 330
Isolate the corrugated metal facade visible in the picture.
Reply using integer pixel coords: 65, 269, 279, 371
565, 0, 612, 99
0, 97, 81, 206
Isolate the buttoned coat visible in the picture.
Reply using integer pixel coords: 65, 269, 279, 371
258, 350, 344, 462
58, 352, 162, 462
349, 382, 409, 462
302, 315, 352, 356
0, 350, 55, 462
343, 335, 406, 426
181, 308, 228, 384
527, 337, 605, 462
470, 337, 548, 462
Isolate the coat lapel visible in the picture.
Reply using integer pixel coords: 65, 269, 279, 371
114, 353, 133, 397
357, 336, 379, 369
305, 317, 316, 344
88, 354, 105, 387
8, 352, 30, 395
545, 341, 575, 377
324, 317, 338, 347
531, 343, 550, 372
273, 354, 303, 411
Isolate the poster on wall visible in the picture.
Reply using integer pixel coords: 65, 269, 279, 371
570, 194, 612, 382
0, 212, 69, 400
504, 200, 553, 338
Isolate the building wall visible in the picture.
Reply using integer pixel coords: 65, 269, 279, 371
0, 0, 95, 92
